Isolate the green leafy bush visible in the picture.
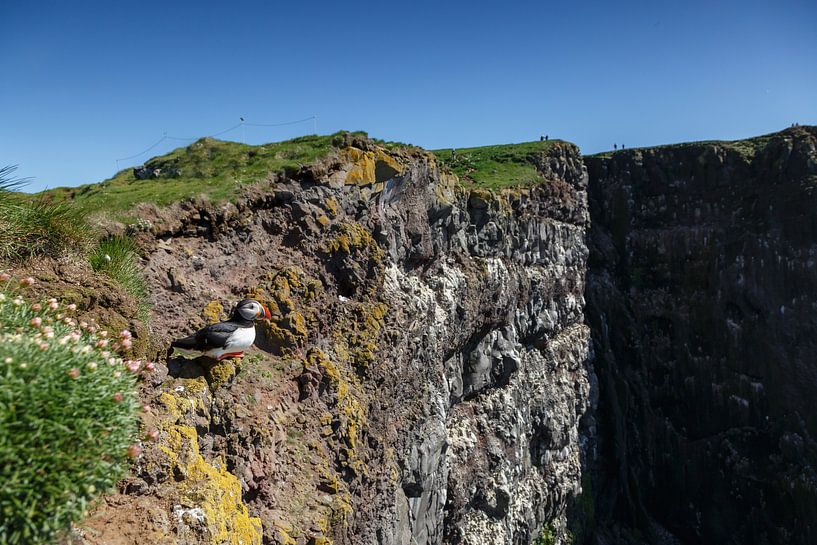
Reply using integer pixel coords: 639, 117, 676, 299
89, 236, 150, 322
0, 276, 140, 545
535, 524, 557, 545
0, 165, 92, 260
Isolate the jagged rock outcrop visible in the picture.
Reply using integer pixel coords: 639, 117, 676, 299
79, 138, 592, 544
585, 126, 817, 545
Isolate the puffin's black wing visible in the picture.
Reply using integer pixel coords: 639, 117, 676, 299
171, 321, 240, 351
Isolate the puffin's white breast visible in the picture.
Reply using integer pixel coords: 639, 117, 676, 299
225, 326, 256, 350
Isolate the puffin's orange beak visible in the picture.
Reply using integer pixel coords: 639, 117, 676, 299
262, 305, 271, 320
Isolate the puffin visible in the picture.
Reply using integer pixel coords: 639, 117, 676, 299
170, 299, 271, 361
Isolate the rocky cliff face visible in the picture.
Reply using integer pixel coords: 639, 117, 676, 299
78, 136, 593, 545
585, 126, 817, 545
73, 126, 817, 545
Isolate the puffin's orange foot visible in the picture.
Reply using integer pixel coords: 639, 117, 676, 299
218, 352, 245, 361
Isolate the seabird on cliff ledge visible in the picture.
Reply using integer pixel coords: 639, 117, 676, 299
170, 299, 271, 360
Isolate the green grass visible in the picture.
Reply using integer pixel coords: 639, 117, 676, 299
0, 166, 92, 260
89, 236, 150, 323
39, 133, 345, 221
534, 523, 557, 545
432, 140, 565, 189
0, 278, 140, 544
586, 130, 781, 160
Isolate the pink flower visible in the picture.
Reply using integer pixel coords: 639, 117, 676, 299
125, 360, 140, 373
38, 342, 49, 351
19, 277, 35, 287
79, 321, 88, 329
144, 361, 156, 372
96, 339, 109, 348
119, 330, 132, 340
67, 368, 80, 379
113, 392, 123, 402
29, 317, 42, 327
127, 444, 142, 459
67, 303, 77, 311
142, 404, 151, 412
0, 272, 10, 282
99, 330, 108, 338
49, 301, 58, 310
120, 338, 133, 350
146, 430, 159, 441
31, 303, 42, 311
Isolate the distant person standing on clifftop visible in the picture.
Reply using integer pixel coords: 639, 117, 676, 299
614, 144, 617, 150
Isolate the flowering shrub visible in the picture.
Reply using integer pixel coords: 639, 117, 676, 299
0, 274, 141, 544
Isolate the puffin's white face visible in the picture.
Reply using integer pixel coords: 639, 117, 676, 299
236, 300, 267, 321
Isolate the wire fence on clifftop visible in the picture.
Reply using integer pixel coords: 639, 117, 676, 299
114, 115, 318, 171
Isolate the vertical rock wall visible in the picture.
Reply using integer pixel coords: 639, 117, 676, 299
585, 127, 817, 545
367, 145, 592, 544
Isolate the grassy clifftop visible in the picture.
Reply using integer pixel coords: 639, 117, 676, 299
37, 133, 577, 221
432, 139, 567, 189
39, 134, 342, 219
585, 129, 790, 160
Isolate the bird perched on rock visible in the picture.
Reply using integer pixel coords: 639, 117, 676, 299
170, 299, 271, 361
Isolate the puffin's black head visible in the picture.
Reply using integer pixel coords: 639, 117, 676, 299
232, 299, 272, 321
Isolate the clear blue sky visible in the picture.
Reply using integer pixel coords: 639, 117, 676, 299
2, 0, 815, 192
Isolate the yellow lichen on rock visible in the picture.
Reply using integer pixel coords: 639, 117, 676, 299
202, 300, 224, 324
159, 424, 262, 545
343, 146, 404, 185
343, 147, 376, 185
324, 222, 376, 255
158, 378, 208, 421
324, 196, 339, 217
273, 521, 298, 545
350, 302, 388, 369
263, 321, 300, 354
207, 360, 237, 390
375, 149, 403, 178
151, 384, 261, 545
305, 348, 368, 475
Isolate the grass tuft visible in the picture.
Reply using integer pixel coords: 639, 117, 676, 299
0, 279, 140, 544
89, 236, 150, 323
0, 166, 92, 260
